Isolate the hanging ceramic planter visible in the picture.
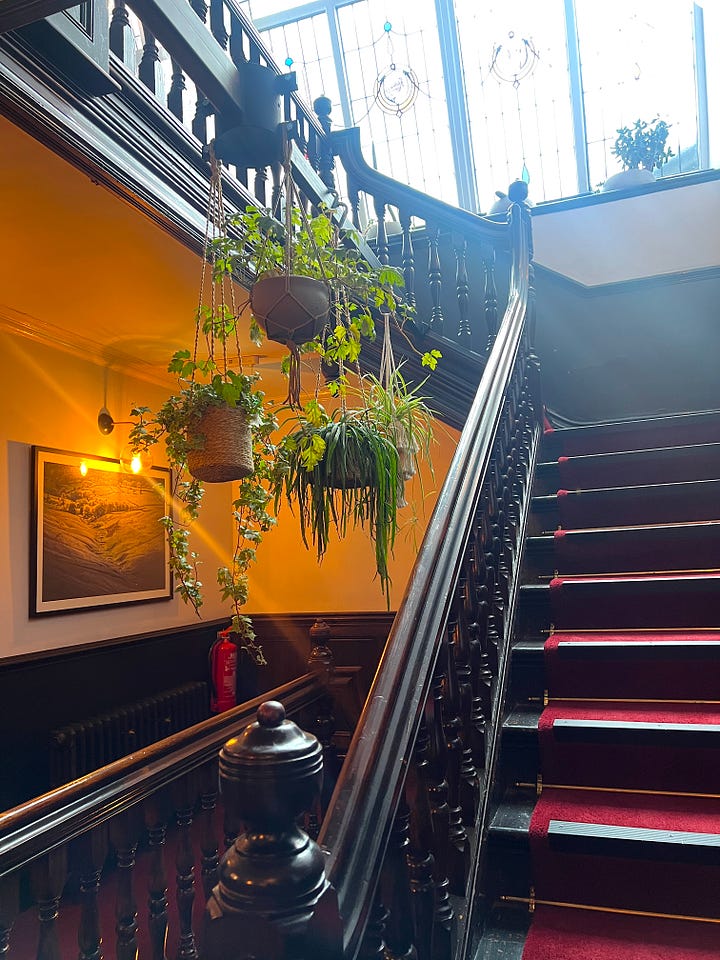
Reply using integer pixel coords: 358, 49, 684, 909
250, 273, 331, 346
186, 404, 254, 483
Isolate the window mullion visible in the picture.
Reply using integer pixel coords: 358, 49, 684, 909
563, 0, 590, 194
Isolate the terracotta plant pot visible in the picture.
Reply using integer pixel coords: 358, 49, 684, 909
187, 404, 254, 483
250, 275, 331, 345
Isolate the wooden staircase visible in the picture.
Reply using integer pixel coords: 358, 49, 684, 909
478, 410, 720, 959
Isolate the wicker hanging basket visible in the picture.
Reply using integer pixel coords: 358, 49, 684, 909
186, 404, 254, 483
250, 274, 331, 346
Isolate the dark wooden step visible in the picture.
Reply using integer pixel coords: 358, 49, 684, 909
542, 410, 720, 459
534, 442, 720, 496
530, 479, 720, 534
472, 903, 531, 960
524, 522, 720, 578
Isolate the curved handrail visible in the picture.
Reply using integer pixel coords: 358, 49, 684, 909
0, 673, 324, 879
318, 200, 530, 956
331, 127, 511, 245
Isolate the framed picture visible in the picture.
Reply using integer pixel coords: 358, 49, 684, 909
31, 447, 172, 615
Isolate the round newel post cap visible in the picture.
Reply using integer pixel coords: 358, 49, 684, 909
508, 180, 529, 202
219, 700, 323, 826
257, 700, 285, 728
313, 96, 332, 119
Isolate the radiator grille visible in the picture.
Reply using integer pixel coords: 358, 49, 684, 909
49, 681, 209, 786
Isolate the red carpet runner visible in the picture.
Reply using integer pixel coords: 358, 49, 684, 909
521, 420, 720, 959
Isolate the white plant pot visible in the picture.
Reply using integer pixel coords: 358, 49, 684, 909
602, 168, 656, 192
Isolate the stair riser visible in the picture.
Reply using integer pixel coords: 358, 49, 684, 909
551, 580, 720, 630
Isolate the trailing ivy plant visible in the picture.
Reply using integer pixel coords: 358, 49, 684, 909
129, 361, 277, 666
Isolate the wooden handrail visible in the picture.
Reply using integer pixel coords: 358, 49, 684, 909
318, 198, 530, 957
0, 673, 324, 879
332, 126, 511, 244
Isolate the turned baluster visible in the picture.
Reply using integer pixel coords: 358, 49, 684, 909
405, 723, 438, 960
110, 809, 142, 960
31, 847, 67, 960
313, 96, 337, 191
198, 761, 220, 901
427, 227, 445, 334
307, 619, 340, 822
374, 197, 390, 267
204, 701, 341, 960
480, 240, 499, 356
347, 174, 362, 231
77, 827, 108, 960
453, 233, 470, 345
167, 60, 186, 121
210, 0, 228, 48
379, 800, 415, 959
399, 210, 416, 309
455, 567, 484, 796
440, 632, 471, 892
254, 166, 268, 207
174, 774, 199, 959
138, 28, 163, 98
0, 873, 19, 956
190, 0, 208, 19
358, 894, 388, 960
144, 795, 171, 960
109, 1, 136, 69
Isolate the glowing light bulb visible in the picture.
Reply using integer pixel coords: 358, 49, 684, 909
120, 446, 153, 474
79, 461, 88, 477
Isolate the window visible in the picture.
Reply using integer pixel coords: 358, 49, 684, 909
243, 1, 714, 210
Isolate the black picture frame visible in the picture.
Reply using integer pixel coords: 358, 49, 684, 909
31, 447, 172, 616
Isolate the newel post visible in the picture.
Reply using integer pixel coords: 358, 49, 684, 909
203, 701, 342, 960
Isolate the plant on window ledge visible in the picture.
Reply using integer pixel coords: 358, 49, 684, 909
611, 118, 674, 173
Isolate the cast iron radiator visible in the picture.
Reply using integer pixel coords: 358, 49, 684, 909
49, 681, 209, 786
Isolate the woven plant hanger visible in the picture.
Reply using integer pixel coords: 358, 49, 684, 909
186, 148, 254, 483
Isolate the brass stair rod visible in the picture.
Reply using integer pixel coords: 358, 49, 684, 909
501, 894, 720, 924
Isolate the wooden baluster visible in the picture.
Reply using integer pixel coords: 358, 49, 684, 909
469, 529, 494, 734
110, 809, 142, 960
481, 239, 498, 356
427, 226, 444, 335
380, 800, 415, 960
189, 0, 208, 20
167, 60, 185, 122
405, 723, 437, 960
77, 827, 108, 960
204, 701, 341, 960
313, 96, 336, 191
109, 0, 136, 70
228, 8, 246, 66
453, 233, 470, 345
347, 174, 362, 232
307, 619, 340, 824
424, 675, 455, 955
374, 197, 389, 267
31, 847, 67, 960
254, 166, 268, 207
145, 795, 171, 960
270, 161, 283, 216
138, 28, 164, 99
209, 0, 228, 48
0, 873, 19, 956
174, 773, 199, 960
358, 894, 388, 960
453, 571, 482, 813
199, 760, 220, 901
440, 631, 471, 892
399, 210, 416, 310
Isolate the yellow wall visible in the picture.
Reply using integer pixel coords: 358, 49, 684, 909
0, 328, 459, 658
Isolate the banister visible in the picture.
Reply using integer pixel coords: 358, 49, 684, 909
318, 197, 530, 957
331, 126, 511, 244
0, 672, 324, 879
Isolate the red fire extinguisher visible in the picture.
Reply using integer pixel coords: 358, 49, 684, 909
209, 628, 237, 713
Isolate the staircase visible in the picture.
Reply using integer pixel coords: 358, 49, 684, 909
482, 409, 720, 959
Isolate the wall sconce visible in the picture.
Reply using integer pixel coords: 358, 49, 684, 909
97, 406, 152, 474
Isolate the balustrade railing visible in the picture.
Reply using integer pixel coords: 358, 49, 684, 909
0, 673, 328, 959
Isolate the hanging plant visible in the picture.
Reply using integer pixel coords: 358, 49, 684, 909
128, 151, 277, 666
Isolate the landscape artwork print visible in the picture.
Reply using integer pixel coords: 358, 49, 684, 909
32, 448, 172, 615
